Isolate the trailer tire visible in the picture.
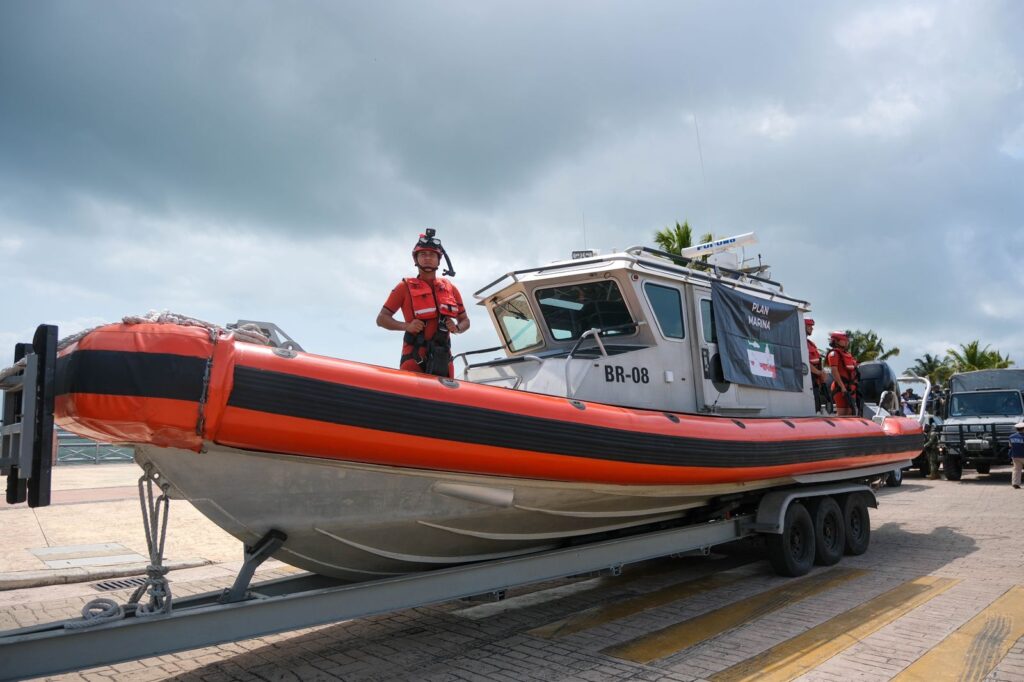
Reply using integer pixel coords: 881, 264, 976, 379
975, 463, 990, 475
842, 494, 871, 556
917, 458, 931, 477
945, 455, 963, 481
767, 502, 815, 577
885, 466, 903, 487
809, 496, 845, 566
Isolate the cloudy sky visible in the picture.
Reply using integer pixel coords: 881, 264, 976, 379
2, 1, 1022, 375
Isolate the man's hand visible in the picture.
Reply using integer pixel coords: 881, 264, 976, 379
444, 318, 459, 334
406, 319, 425, 334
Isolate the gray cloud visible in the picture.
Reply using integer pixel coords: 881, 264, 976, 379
1, 0, 1022, 373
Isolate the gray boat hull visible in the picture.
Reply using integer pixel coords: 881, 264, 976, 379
137, 443, 792, 580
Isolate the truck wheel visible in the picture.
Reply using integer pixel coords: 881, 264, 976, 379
945, 455, 963, 481
885, 467, 903, 487
809, 496, 845, 566
841, 494, 871, 556
767, 502, 815, 577
975, 463, 991, 475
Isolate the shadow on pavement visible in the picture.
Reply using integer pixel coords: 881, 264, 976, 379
165, 522, 979, 682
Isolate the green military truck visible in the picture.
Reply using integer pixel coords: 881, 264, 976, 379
939, 369, 1024, 480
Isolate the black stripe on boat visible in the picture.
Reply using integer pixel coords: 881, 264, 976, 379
56, 350, 207, 402
227, 365, 921, 469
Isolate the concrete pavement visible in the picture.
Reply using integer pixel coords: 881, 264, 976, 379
0, 463, 271, 589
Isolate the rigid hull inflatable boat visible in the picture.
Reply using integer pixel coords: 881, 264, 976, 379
52, 236, 922, 580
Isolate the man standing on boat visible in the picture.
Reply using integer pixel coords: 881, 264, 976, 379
376, 230, 470, 378
826, 330, 859, 416
805, 318, 826, 413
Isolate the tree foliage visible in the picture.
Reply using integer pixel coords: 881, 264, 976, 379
946, 341, 1014, 372
846, 329, 900, 362
909, 353, 953, 385
654, 221, 712, 254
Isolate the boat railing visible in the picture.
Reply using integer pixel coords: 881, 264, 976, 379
565, 322, 646, 399
453, 345, 505, 372
473, 253, 634, 300
473, 247, 808, 307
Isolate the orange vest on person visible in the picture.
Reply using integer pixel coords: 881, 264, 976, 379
402, 277, 460, 321
399, 277, 460, 374
826, 347, 858, 389
807, 339, 822, 385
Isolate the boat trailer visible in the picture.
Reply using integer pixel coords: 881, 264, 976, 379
0, 325, 890, 680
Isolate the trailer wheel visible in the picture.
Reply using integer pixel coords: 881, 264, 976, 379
944, 455, 963, 481
885, 466, 903, 488
809, 496, 845, 566
975, 463, 991, 475
917, 457, 931, 478
767, 502, 815, 577
841, 494, 871, 556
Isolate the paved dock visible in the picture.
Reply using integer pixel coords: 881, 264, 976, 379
2, 463, 1023, 681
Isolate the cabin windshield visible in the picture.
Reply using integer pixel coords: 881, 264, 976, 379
494, 293, 543, 352
535, 281, 636, 341
948, 391, 1023, 417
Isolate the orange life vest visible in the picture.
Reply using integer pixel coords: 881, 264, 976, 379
807, 339, 822, 384
403, 277, 460, 321
826, 347, 858, 386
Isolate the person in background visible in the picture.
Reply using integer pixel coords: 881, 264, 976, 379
376, 230, 470, 378
901, 389, 915, 417
805, 318, 826, 413
1009, 421, 1024, 489
826, 330, 858, 416
923, 419, 941, 480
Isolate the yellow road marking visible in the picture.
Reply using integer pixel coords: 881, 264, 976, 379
603, 567, 866, 664
710, 575, 958, 682
530, 570, 748, 639
893, 585, 1024, 682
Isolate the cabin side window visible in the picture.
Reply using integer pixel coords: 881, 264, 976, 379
643, 283, 685, 339
700, 299, 717, 343
534, 281, 636, 341
493, 293, 543, 352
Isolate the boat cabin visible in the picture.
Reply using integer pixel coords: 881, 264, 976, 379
462, 239, 816, 418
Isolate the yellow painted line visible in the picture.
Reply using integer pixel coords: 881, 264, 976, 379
603, 567, 866, 664
893, 585, 1024, 682
530, 570, 748, 639
710, 575, 959, 682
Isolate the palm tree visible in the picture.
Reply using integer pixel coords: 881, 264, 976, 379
846, 329, 900, 363
946, 341, 1014, 372
654, 221, 712, 254
909, 353, 953, 385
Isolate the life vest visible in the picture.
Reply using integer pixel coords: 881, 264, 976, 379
826, 347, 858, 391
807, 339, 822, 383
399, 277, 460, 376
402, 277, 460, 321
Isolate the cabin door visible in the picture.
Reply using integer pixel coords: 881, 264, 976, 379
691, 289, 740, 412
640, 280, 698, 413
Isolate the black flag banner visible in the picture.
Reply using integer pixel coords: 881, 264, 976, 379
710, 282, 803, 392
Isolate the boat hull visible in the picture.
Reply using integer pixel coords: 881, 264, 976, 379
138, 443, 899, 581
53, 323, 923, 579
